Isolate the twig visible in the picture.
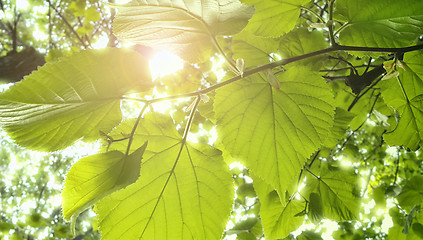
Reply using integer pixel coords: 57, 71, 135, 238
393, 148, 400, 185
47, 0, 89, 49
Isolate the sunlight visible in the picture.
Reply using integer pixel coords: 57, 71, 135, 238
149, 51, 184, 80
16, 0, 29, 10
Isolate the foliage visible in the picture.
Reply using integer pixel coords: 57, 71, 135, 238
1, 0, 423, 239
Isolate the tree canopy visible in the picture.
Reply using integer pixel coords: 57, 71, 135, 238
1, 0, 423, 239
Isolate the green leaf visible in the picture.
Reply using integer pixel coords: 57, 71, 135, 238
388, 225, 420, 240
227, 218, 260, 236
0, 221, 14, 233
232, 31, 279, 67
305, 168, 361, 221
403, 205, 420, 235
0, 48, 152, 151
278, 28, 328, 70
241, 0, 311, 37
112, 0, 254, 61
95, 113, 233, 239
62, 142, 147, 221
336, 0, 423, 49
381, 51, 423, 150
215, 66, 334, 197
253, 177, 305, 239
85, 7, 100, 22
237, 183, 256, 199
397, 176, 423, 210
412, 223, 423, 239
323, 108, 355, 148
297, 231, 323, 240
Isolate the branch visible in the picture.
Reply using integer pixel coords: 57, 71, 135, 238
128, 43, 423, 104
47, 0, 89, 49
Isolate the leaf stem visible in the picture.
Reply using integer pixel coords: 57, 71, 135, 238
334, 23, 348, 36
301, 6, 325, 23
212, 36, 238, 74
393, 147, 400, 185
125, 103, 149, 156
182, 96, 201, 141
305, 167, 320, 180
395, 75, 410, 102
140, 96, 200, 238
327, 0, 336, 46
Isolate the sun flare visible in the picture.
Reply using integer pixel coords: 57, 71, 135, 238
149, 51, 184, 80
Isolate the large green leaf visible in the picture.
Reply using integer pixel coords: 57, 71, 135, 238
305, 168, 361, 221
241, 0, 311, 37
215, 66, 334, 197
62, 142, 147, 221
253, 176, 305, 239
95, 113, 233, 239
232, 30, 279, 67
0, 48, 152, 151
380, 51, 423, 150
335, 0, 423, 48
112, 0, 254, 61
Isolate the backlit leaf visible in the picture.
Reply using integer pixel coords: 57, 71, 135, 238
62, 142, 147, 221
95, 113, 233, 239
112, 0, 254, 61
380, 51, 423, 150
241, 0, 311, 37
253, 177, 305, 239
305, 168, 361, 221
215, 66, 334, 197
0, 48, 152, 151
336, 0, 423, 49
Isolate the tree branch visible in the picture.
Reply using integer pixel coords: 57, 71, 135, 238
47, 0, 89, 49
143, 43, 423, 104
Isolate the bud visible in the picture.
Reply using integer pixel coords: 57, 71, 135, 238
200, 94, 210, 103
236, 58, 246, 77
264, 69, 280, 89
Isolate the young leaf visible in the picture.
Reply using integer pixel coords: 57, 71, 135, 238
380, 51, 423, 150
305, 168, 361, 221
0, 48, 152, 151
62, 142, 147, 221
95, 113, 233, 239
253, 176, 305, 239
215, 66, 334, 197
112, 0, 254, 62
241, 0, 311, 37
335, 0, 423, 49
